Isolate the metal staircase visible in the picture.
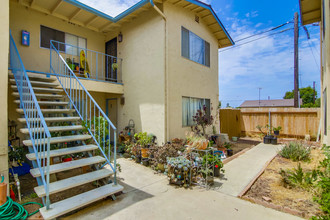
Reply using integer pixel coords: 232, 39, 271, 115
9, 33, 122, 219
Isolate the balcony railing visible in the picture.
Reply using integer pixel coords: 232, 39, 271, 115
50, 41, 122, 83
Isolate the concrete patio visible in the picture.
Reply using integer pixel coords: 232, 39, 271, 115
63, 145, 302, 220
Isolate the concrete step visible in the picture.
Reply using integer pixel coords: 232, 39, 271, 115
16, 108, 75, 114
30, 156, 105, 178
12, 92, 64, 99
39, 183, 123, 220
9, 79, 59, 87
20, 125, 84, 134
26, 144, 98, 160
9, 72, 56, 82
23, 134, 91, 147
34, 169, 113, 197
17, 116, 80, 123
14, 100, 69, 105
11, 85, 63, 93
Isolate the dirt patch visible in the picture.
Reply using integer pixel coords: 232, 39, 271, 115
243, 148, 325, 218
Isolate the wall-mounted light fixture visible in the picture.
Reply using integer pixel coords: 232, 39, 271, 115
118, 32, 123, 43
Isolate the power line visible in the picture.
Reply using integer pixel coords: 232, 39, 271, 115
235, 21, 292, 42
219, 27, 294, 52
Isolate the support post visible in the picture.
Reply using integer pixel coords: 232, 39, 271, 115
294, 12, 299, 107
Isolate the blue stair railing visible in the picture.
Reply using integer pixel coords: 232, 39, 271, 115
9, 32, 51, 209
49, 40, 118, 184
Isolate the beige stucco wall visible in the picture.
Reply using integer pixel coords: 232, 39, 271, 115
9, 1, 106, 73
321, 0, 330, 145
105, 9, 166, 144
0, 0, 9, 188
164, 2, 220, 140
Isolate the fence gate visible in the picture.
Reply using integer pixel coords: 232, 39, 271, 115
219, 108, 241, 138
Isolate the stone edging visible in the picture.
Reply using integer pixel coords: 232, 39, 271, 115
223, 147, 251, 165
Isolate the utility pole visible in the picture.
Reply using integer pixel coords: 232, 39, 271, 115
313, 81, 316, 104
294, 12, 299, 108
258, 88, 262, 107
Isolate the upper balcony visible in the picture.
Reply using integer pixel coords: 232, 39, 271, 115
48, 40, 124, 94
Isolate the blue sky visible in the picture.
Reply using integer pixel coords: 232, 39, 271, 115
78, 0, 321, 107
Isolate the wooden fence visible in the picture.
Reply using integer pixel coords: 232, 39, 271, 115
220, 108, 320, 139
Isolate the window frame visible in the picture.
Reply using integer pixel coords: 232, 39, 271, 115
181, 26, 210, 67
182, 96, 211, 127
40, 25, 87, 54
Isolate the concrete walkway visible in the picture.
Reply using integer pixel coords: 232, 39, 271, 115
63, 146, 302, 220
217, 143, 283, 196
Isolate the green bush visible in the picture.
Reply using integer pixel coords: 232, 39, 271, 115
280, 163, 318, 189
279, 142, 311, 162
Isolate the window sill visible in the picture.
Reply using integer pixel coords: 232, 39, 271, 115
181, 56, 211, 68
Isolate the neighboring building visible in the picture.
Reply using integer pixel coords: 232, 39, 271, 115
0, 0, 233, 217
299, 0, 329, 144
239, 99, 303, 108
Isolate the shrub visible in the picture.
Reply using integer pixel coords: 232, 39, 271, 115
279, 142, 311, 162
280, 163, 318, 189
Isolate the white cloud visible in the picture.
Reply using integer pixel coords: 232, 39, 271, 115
78, 0, 213, 17
218, 19, 321, 107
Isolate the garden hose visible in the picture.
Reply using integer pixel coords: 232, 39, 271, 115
0, 174, 4, 184
0, 196, 43, 220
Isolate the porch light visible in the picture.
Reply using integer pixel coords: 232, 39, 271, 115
118, 32, 123, 43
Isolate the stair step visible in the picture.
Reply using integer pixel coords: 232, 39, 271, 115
34, 169, 113, 197
14, 100, 69, 105
16, 108, 75, 114
23, 134, 91, 147
30, 156, 105, 178
9, 79, 59, 87
11, 85, 63, 93
26, 144, 98, 160
9, 72, 56, 82
12, 92, 64, 99
17, 116, 80, 123
39, 183, 123, 220
20, 125, 84, 134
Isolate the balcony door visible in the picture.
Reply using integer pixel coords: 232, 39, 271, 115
105, 38, 117, 82
106, 98, 118, 144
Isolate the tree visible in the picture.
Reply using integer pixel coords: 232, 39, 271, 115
283, 86, 320, 108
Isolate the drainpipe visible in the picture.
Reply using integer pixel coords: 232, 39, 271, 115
150, 0, 168, 143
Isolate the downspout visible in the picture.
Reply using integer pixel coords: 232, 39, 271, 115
150, 0, 169, 143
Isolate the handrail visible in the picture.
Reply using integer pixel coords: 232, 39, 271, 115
50, 41, 117, 184
9, 31, 51, 209
50, 40, 122, 83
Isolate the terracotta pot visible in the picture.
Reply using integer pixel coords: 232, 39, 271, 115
62, 157, 72, 162
141, 148, 149, 158
157, 163, 165, 172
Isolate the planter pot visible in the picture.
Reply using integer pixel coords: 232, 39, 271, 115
270, 137, 277, 145
214, 167, 220, 177
62, 157, 72, 162
232, 137, 238, 142
157, 163, 165, 172
141, 148, 149, 158
263, 136, 273, 144
227, 149, 233, 156
135, 156, 141, 164
210, 135, 218, 144
142, 158, 149, 166
274, 130, 280, 136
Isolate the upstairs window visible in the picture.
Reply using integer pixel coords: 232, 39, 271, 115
40, 25, 86, 56
181, 27, 210, 67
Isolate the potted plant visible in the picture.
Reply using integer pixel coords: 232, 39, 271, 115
273, 126, 282, 136
224, 142, 233, 156
202, 154, 224, 177
134, 132, 152, 159
62, 155, 72, 162
167, 156, 191, 187
257, 125, 274, 144
131, 144, 141, 163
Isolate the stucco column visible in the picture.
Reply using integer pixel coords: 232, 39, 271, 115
0, 0, 9, 188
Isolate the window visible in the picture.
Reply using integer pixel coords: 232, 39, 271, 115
40, 25, 86, 55
182, 97, 210, 126
181, 27, 210, 67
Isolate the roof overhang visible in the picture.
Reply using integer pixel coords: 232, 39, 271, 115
167, 0, 234, 48
299, 0, 321, 25
13, 0, 234, 48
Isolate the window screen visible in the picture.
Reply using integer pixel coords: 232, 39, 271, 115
182, 97, 211, 126
40, 25, 65, 51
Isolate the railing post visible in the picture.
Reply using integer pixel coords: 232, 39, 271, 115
114, 130, 117, 185
46, 137, 50, 210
